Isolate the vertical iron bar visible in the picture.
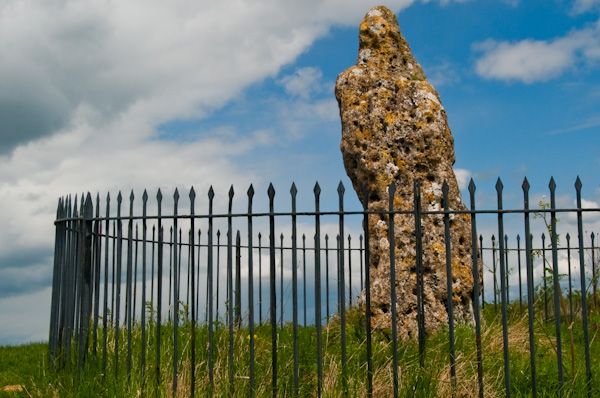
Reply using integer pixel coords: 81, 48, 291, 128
236, 231, 242, 329
542, 233, 548, 322
49, 200, 62, 362
360, 184, 373, 398
567, 234, 573, 323
359, 235, 364, 293
187, 231, 191, 321
442, 182, 456, 392
172, 189, 180, 395
592, 232, 597, 309
168, 227, 172, 322
247, 185, 256, 397
198, 230, 202, 324
480, 235, 484, 309
468, 180, 484, 398
337, 181, 347, 396
227, 186, 235, 395
72, 197, 80, 365
290, 183, 299, 397
517, 235, 522, 310
141, 191, 148, 389
115, 192, 123, 377
217, 230, 221, 323
549, 178, 564, 393
575, 177, 592, 396
151, 226, 155, 313
268, 183, 277, 398
314, 183, 323, 397
126, 192, 134, 384
111, 220, 116, 330
492, 236, 497, 308
178, 229, 182, 317
58, 197, 70, 365
134, 224, 138, 326
348, 235, 352, 308
190, 188, 197, 396
79, 194, 93, 367
207, 187, 215, 394
496, 179, 511, 397
523, 178, 537, 396
337, 235, 340, 315
155, 190, 163, 387
64, 196, 73, 365
75, 197, 83, 367
258, 233, 262, 325
325, 235, 330, 320
302, 234, 307, 327
505, 234, 510, 305
102, 194, 110, 375
69, 196, 77, 365
92, 194, 101, 358
281, 234, 285, 327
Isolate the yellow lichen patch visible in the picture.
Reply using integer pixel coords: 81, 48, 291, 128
375, 171, 394, 187
452, 260, 474, 288
413, 120, 427, 130
393, 194, 406, 210
394, 78, 408, 91
431, 241, 445, 256
423, 190, 436, 204
384, 112, 395, 126
359, 20, 369, 32
353, 129, 372, 141
394, 157, 406, 170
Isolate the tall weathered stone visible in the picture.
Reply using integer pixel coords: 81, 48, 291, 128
335, 6, 476, 338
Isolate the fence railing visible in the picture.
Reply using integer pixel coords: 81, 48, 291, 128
48, 177, 600, 396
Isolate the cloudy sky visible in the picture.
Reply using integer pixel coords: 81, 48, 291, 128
1, 0, 600, 344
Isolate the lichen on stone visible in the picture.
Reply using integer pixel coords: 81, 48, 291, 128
335, 5, 480, 338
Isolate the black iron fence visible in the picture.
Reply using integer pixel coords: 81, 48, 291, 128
48, 177, 600, 396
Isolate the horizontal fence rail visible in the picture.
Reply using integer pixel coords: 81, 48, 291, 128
48, 177, 600, 397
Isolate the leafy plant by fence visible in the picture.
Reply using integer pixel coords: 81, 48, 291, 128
48, 177, 600, 396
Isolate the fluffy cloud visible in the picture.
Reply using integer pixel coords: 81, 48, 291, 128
474, 19, 600, 83
425, 61, 461, 87
573, 0, 600, 14
278, 67, 324, 99
454, 168, 472, 190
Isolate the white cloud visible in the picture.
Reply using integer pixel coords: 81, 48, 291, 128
501, 0, 520, 7
425, 61, 460, 87
454, 168, 472, 190
573, 0, 600, 14
474, 19, 600, 83
547, 115, 600, 135
278, 67, 324, 99
3, 0, 457, 344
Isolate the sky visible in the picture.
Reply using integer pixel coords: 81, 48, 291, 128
1, 0, 600, 345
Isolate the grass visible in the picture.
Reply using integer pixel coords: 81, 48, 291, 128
2, 300, 600, 397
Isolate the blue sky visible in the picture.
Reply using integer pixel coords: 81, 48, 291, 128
0, 0, 599, 344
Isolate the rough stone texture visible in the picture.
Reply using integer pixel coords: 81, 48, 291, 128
335, 6, 477, 338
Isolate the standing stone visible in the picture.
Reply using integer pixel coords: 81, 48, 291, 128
335, 6, 476, 338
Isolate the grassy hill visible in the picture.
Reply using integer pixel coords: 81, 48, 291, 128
1, 304, 599, 397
